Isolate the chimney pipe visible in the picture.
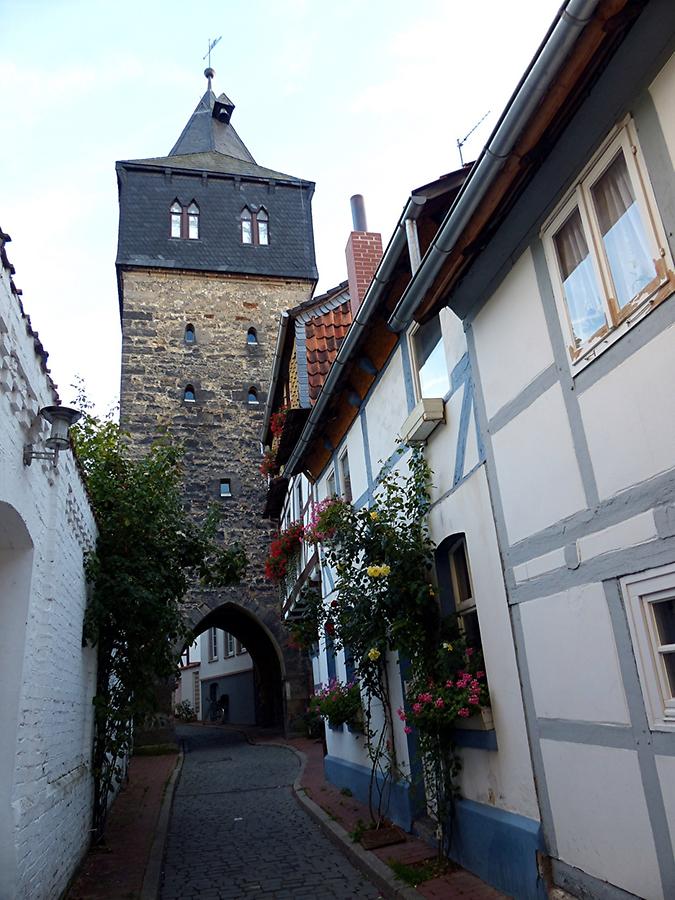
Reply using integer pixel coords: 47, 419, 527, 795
350, 194, 368, 232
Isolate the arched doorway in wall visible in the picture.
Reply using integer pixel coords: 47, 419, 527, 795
188, 603, 286, 730
0, 502, 34, 900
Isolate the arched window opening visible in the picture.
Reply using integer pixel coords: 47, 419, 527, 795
184, 324, 196, 344
247, 386, 259, 405
256, 209, 269, 245
187, 201, 199, 240
247, 327, 258, 345
241, 208, 253, 244
170, 201, 182, 238
184, 384, 196, 402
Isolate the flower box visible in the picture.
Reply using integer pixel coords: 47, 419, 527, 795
453, 705, 493, 731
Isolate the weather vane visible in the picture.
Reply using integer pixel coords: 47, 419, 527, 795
203, 36, 222, 69
457, 110, 491, 166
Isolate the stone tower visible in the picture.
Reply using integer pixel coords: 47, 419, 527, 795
115, 71, 317, 729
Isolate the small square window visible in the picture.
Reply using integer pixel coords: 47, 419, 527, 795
543, 118, 674, 370
622, 563, 675, 730
411, 316, 450, 399
220, 479, 232, 498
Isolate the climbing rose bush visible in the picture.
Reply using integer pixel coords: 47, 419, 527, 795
304, 497, 348, 544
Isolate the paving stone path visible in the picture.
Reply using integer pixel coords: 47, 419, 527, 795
160, 726, 381, 900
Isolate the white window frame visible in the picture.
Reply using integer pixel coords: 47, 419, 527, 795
409, 315, 450, 401
622, 562, 675, 731
225, 632, 235, 657
326, 469, 336, 499
208, 627, 218, 661
339, 449, 352, 503
542, 116, 674, 373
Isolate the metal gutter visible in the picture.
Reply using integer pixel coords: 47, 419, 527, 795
387, 0, 601, 332
284, 194, 426, 476
261, 311, 290, 444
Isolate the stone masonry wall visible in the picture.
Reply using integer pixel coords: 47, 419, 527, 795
119, 268, 313, 722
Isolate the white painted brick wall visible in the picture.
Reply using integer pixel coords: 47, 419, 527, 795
0, 244, 98, 899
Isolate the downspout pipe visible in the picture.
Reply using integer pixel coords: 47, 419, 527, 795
261, 310, 290, 445
284, 194, 426, 477
387, 0, 601, 333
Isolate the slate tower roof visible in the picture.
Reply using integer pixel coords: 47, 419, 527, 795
115, 71, 317, 312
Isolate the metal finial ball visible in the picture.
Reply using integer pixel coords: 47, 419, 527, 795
204, 67, 215, 80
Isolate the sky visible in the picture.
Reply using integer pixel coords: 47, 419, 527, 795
1, 0, 561, 414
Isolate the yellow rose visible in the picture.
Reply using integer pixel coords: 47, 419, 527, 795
369, 510, 379, 521
442, 641, 453, 652
367, 648, 381, 661
380, 564, 391, 577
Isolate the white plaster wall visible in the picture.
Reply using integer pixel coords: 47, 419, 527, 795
198, 629, 253, 679
472, 248, 554, 420
429, 467, 540, 820
363, 349, 407, 476
655, 755, 675, 862
0, 257, 98, 900
579, 322, 675, 500
649, 51, 675, 168
425, 384, 464, 503
541, 740, 663, 899
492, 383, 587, 544
439, 307, 466, 374
519, 582, 630, 724
462, 407, 479, 477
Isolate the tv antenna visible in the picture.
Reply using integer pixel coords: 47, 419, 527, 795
203, 36, 222, 68
457, 110, 490, 166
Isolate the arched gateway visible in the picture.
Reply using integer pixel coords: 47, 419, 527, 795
115, 71, 318, 733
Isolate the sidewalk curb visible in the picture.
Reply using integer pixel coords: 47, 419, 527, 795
140, 749, 184, 900
250, 737, 422, 900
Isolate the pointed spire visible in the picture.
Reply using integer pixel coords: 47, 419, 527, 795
168, 71, 255, 163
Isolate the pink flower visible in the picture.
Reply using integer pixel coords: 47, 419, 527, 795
397, 708, 407, 721
466, 648, 475, 657
476, 671, 485, 679
471, 680, 480, 691
404, 726, 412, 734
458, 707, 470, 717
412, 703, 422, 714
420, 692, 433, 703
445, 680, 454, 688
469, 695, 480, 705
435, 698, 445, 709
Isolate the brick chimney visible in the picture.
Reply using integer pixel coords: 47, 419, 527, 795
345, 195, 383, 316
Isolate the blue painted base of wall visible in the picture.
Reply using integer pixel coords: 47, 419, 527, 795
447, 799, 546, 900
324, 755, 421, 831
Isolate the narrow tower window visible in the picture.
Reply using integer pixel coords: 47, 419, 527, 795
241, 208, 253, 244
185, 324, 196, 344
184, 384, 196, 402
257, 209, 269, 245
247, 386, 259, 405
220, 479, 232, 498
247, 327, 258, 345
187, 202, 199, 240
170, 201, 182, 238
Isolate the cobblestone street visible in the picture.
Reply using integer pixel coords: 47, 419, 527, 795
160, 726, 381, 900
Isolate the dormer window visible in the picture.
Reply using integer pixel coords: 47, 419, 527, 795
170, 200, 200, 240
240, 207, 269, 246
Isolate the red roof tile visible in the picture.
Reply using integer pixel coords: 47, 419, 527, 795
305, 300, 352, 403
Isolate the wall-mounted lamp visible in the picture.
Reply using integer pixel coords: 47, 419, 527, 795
23, 405, 82, 466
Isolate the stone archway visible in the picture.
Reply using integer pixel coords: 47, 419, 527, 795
184, 586, 309, 735
0, 502, 34, 900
